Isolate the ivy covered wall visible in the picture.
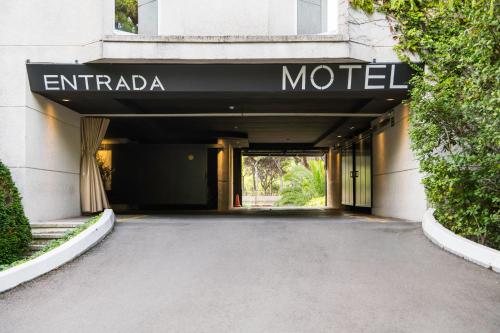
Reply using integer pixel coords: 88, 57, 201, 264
351, 0, 499, 249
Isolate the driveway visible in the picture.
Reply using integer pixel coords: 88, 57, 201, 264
1, 213, 499, 332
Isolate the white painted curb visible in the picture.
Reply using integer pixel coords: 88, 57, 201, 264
422, 208, 500, 273
0, 209, 115, 293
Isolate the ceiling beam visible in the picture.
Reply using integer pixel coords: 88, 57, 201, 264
82, 112, 383, 118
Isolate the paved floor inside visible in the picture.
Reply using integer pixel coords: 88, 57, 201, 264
1, 213, 499, 333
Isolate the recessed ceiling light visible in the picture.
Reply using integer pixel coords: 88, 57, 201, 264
386, 98, 395, 101
228, 105, 235, 110
62, 99, 70, 102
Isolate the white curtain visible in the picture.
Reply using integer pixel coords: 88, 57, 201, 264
81, 117, 110, 213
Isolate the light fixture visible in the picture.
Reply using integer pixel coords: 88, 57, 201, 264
187, 154, 194, 161
337, 135, 342, 138
62, 99, 70, 102
228, 105, 235, 110
386, 98, 395, 101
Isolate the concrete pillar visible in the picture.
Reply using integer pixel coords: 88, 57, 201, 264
138, 0, 158, 35
327, 147, 342, 209
217, 139, 234, 211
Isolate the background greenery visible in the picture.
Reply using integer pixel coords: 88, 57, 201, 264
115, 0, 138, 33
352, 0, 499, 249
0, 160, 31, 265
276, 160, 326, 207
242, 156, 326, 207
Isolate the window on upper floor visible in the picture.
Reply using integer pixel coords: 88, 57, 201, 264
297, 0, 337, 35
115, 0, 138, 34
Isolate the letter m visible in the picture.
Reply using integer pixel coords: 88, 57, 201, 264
282, 65, 306, 90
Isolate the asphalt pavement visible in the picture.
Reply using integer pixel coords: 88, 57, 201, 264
1, 212, 499, 333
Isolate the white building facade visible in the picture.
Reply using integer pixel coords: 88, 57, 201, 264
0, 0, 427, 222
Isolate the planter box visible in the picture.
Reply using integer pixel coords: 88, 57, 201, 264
422, 209, 500, 273
0, 209, 116, 293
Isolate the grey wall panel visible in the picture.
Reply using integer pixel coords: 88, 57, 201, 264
138, 0, 158, 35
297, 0, 322, 34
110, 144, 208, 206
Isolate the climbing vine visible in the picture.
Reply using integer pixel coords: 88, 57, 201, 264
351, 0, 500, 249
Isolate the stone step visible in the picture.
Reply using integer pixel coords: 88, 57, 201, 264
30, 222, 83, 228
31, 239, 52, 245
29, 243, 48, 251
32, 232, 66, 239
31, 227, 73, 234
27, 218, 88, 255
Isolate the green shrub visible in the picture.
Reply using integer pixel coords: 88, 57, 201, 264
0, 161, 31, 264
306, 196, 326, 207
276, 160, 326, 207
352, 0, 500, 249
115, 0, 138, 33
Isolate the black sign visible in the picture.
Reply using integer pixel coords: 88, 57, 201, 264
27, 63, 413, 94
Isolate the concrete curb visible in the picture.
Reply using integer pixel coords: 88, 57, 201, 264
422, 209, 500, 273
0, 209, 115, 293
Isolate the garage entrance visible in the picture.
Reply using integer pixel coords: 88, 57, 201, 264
26, 62, 414, 214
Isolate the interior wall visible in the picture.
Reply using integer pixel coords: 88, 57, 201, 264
109, 144, 209, 207
327, 147, 341, 209
371, 104, 427, 221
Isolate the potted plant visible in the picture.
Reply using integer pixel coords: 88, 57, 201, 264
96, 154, 114, 191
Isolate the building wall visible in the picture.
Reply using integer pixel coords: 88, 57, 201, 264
346, 5, 406, 62
139, 0, 159, 35
0, 0, 114, 222
371, 105, 427, 221
1, 0, 423, 221
103, 0, 403, 64
158, 0, 298, 36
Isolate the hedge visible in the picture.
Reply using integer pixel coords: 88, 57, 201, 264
351, 0, 500, 249
0, 161, 31, 264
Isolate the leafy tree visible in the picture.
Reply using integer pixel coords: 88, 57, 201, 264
243, 156, 259, 193
276, 159, 326, 207
352, 0, 499, 248
242, 156, 289, 195
115, 0, 138, 33
255, 157, 284, 195
0, 161, 31, 265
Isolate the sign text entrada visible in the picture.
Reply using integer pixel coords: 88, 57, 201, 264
43, 74, 165, 91
38, 64, 408, 91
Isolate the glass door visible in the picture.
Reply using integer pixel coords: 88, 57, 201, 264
341, 134, 372, 208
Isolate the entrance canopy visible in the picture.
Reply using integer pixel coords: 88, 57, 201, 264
27, 63, 414, 147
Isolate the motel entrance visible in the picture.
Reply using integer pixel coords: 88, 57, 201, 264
26, 62, 413, 214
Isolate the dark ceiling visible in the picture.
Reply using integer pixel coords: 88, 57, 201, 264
44, 92, 405, 147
